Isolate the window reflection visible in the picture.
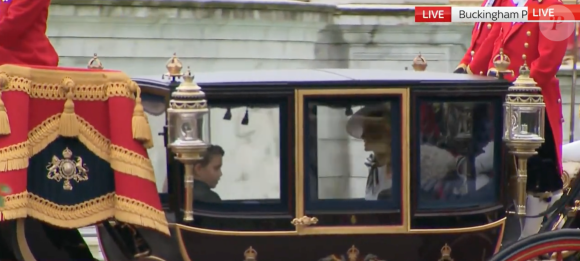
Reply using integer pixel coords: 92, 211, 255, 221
418, 101, 498, 209
307, 99, 400, 205
209, 107, 281, 201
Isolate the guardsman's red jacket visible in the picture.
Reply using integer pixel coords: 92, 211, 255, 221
456, 0, 503, 73
469, 0, 568, 174
0, 0, 59, 66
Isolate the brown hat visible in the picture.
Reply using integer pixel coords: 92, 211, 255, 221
346, 103, 391, 139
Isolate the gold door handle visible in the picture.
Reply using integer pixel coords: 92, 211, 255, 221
291, 216, 318, 227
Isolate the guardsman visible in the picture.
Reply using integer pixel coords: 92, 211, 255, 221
455, 0, 504, 74
476, 0, 568, 238
0, 0, 59, 66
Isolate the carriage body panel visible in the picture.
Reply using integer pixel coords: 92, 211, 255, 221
96, 69, 513, 261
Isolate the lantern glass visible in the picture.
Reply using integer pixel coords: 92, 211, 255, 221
503, 104, 511, 141
167, 108, 180, 146
511, 105, 543, 141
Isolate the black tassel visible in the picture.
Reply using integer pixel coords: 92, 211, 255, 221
241, 108, 249, 125
223, 107, 232, 120
345, 106, 353, 116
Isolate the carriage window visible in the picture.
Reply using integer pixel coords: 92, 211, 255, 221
208, 106, 281, 203
305, 97, 402, 210
143, 100, 283, 204
417, 100, 500, 209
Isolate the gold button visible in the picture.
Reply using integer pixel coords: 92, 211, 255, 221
527, 31, 531, 36
522, 54, 527, 60
471, 51, 475, 56
558, 98, 562, 103
524, 43, 529, 48
487, 24, 492, 29
480, 71, 483, 75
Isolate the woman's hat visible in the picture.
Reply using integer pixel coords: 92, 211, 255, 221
346, 103, 391, 139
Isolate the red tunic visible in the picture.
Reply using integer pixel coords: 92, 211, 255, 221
0, 0, 59, 66
456, 0, 503, 72
470, 0, 567, 174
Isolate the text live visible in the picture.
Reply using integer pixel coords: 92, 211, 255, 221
415, 6, 452, 23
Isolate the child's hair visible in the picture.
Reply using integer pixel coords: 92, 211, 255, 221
196, 145, 225, 167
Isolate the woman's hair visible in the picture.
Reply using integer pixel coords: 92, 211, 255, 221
197, 145, 225, 167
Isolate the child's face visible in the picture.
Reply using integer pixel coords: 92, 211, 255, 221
195, 155, 223, 188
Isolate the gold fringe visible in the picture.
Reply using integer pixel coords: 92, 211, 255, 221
110, 145, 156, 183
129, 81, 153, 148
0, 192, 27, 220
0, 64, 134, 101
59, 78, 79, 137
115, 195, 170, 235
1, 191, 169, 235
0, 73, 11, 135
28, 114, 60, 157
0, 141, 29, 171
28, 114, 156, 183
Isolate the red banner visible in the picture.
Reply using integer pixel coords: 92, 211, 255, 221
0, 64, 168, 235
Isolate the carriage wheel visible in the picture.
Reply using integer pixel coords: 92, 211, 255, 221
490, 229, 580, 261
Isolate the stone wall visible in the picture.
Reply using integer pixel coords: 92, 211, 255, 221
48, 0, 472, 75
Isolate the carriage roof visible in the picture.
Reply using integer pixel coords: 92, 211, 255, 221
132, 68, 508, 93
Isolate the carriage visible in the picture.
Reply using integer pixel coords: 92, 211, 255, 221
0, 53, 578, 261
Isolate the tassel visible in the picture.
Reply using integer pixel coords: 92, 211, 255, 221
0, 73, 10, 135
241, 108, 249, 125
59, 77, 79, 137
345, 106, 353, 116
223, 107, 232, 120
130, 81, 153, 145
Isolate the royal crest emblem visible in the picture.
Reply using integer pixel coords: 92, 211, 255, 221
46, 147, 89, 190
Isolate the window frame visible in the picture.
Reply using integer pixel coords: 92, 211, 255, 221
413, 96, 505, 213
302, 96, 403, 212
188, 99, 293, 215
295, 88, 410, 235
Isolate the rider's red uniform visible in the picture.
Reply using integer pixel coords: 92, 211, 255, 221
0, 0, 59, 66
468, 0, 567, 174
456, 0, 503, 72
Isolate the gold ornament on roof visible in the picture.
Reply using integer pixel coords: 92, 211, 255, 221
87, 53, 103, 70
244, 246, 257, 261
46, 147, 89, 190
493, 48, 510, 71
163, 53, 183, 79
438, 244, 454, 261
347, 245, 360, 261
412, 53, 427, 71
488, 48, 515, 78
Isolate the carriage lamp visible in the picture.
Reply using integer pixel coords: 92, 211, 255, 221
167, 66, 209, 222
502, 58, 546, 216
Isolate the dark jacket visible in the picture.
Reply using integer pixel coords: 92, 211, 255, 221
194, 180, 221, 203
